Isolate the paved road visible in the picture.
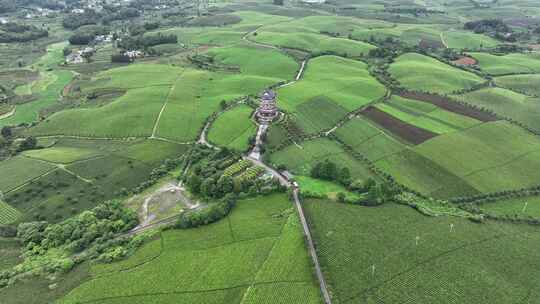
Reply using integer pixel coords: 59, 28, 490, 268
245, 156, 290, 187
292, 189, 332, 304
245, 156, 332, 304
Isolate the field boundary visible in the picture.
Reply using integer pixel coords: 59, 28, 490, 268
397, 91, 498, 122
361, 106, 438, 145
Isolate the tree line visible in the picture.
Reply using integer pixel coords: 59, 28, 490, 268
0, 22, 48, 43
0, 201, 140, 288
308, 159, 400, 206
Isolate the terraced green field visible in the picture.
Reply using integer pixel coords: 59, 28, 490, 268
4, 169, 98, 222
0, 70, 73, 127
469, 52, 540, 75
0, 42, 74, 127
0, 200, 21, 224
494, 74, 540, 96
305, 199, 540, 304
258, 15, 391, 36
23, 146, 102, 164
389, 53, 485, 94
251, 31, 375, 57
350, 23, 496, 50
278, 55, 385, 134
296, 176, 361, 201
453, 87, 540, 131
351, 24, 440, 44
208, 104, 256, 151
0, 156, 55, 193
376, 149, 479, 199
33, 64, 173, 133
443, 30, 499, 49
376, 95, 481, 134
378, 121, 540, 197
269, 138, 375, 181
59, 194, 322, 304
2, 139, 188, 222
335, 117, 406, 162
28, 47, 294, 141
155, 45, 297, 142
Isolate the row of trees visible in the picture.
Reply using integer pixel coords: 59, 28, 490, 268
0, 126, 39, 159
117, 33, 178, 50
68, 25, 110, 45
0, 23, 48, 43
17, 200, 138, 252
309, 159, 400, 206
63, 7, 140, 30
176, 194, 236, 229
310, 159, 351, 186
464, 19, 517, 42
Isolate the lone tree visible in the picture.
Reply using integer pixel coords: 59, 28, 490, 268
1, 126, 11, 138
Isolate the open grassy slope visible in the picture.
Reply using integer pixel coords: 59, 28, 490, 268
305, 199, 540, 304
59, 194, 322, 304
389, 53, 485, 94
0, 42, 73, 127
335, 116, 406, 162
0, 200, 21, 224
269, 138, 375, 181
155, 45, 297, 142
278, 55, 385, 134
474, 196, 540, 219
0, 156, 55, 193
453, 87, 540, 131
208, 104, 256, 151
494, 74, 540, 96
2, 138, 188, 222
351, 24, 497, 50
415, 122, 540, 178
469, 52, 540, 75
28, 44, 296, 141
376, 95, 481, 134
380, 121, 540, 197
27, 64, 180, 138
251, 31, 375, 57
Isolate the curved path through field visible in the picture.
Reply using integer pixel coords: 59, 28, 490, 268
0, 107, 15, 120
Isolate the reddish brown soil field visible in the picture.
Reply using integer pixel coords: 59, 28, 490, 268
398, 91, 499, 122
361, 106, 438, 145
452, 57, 477, 66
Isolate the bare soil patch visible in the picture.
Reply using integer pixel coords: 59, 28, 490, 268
452, 57, 477, 66
398, 91, 499, 122
361, 106, 437, 145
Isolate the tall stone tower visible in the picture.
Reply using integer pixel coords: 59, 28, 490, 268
256, 90, 279, 124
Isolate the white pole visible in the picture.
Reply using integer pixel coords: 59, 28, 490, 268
450, 223, 454, 232
522, 202, 528, 213
371, 264, 375, 276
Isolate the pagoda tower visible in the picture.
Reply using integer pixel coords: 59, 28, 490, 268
256, 90, 279, 124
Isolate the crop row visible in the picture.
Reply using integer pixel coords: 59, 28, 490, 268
0, 201, 21, 224
234, 166, 266, 183
223, 160, 251, 177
